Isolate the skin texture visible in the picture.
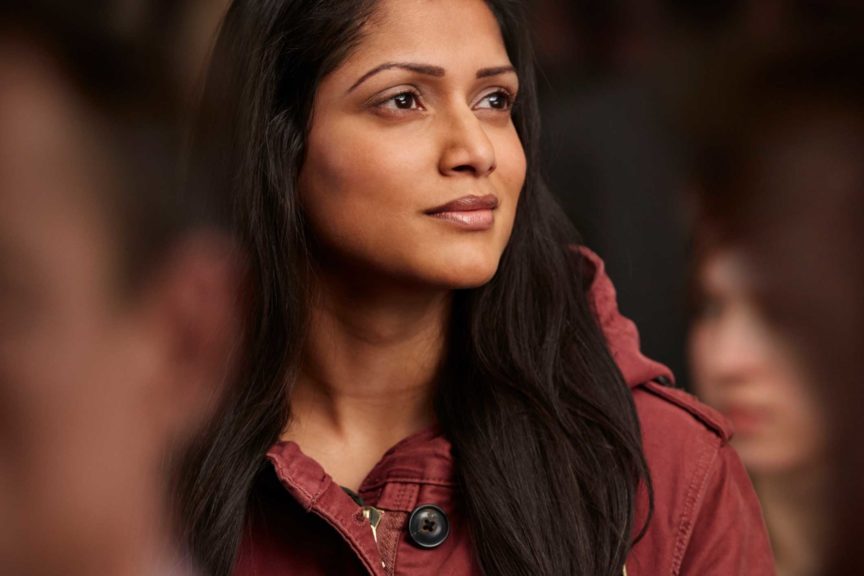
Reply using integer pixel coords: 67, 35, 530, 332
0, 40, 242, 576
300, 0, 525, 290
690, 250, 825, 475
285, 0, 526, 491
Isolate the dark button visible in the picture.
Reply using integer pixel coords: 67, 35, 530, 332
407, 504, 450, 549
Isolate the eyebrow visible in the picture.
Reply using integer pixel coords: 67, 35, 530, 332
476, 65, 516, 79
348, 62, 517, 93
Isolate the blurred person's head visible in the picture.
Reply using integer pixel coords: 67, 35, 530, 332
690, 248, 825, 476
0, 3, 244, 575
686, 37, 864, 575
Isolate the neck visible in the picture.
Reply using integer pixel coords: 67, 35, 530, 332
284, 268, 450, 489
755, 465, 827, 576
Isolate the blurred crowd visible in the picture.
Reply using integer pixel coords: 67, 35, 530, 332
0, 1, 862, 575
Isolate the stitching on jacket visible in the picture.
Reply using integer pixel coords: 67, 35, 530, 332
391, 482, 410, 575
670, 434, 722, 575
361, 476, 456, 492
269, 458, 317, 511
641, 381, 732, 442
311, 483, 387, 576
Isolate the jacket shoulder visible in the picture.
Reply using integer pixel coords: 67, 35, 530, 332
632, 379, 733, 443
627, 381, 775, 575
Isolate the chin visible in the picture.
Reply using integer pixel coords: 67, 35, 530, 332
427, 252, 503, 289
732, 439, 790, 476
442, 268, 499, 289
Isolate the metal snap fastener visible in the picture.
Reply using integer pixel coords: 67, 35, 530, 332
407, 504, 449, 549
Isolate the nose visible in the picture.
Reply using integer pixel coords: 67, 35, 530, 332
438, 108, 496, 177
692, 310, 763, 391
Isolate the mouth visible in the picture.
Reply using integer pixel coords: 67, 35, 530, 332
424, 194, 498, 230
722, 404, 769, 436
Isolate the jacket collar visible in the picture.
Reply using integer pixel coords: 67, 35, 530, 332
579, 246, 674, 388
266, 426, 455, 508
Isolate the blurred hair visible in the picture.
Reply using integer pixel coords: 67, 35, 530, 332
176, 1, 652, 575
685, 37, 864, 576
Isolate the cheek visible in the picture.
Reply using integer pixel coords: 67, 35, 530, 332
299, 112, 526, 287
300, 122, 433, 249
769, 373, 824, 454
740, 361, 825, 473
688, 324, 719, 398
494, 129, 526, 203
302, 113, 439, 201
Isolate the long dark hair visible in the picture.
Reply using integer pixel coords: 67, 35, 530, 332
178, 1, 651, 575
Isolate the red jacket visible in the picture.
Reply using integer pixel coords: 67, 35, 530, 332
234, 250, 775, 575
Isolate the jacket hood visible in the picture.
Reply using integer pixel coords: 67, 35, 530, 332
580, 247, 675, 388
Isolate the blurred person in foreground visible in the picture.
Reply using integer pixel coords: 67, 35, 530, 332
0, 2, 244, 575
687, 39, 864, 576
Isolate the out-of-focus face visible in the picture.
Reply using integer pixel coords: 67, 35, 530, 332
0, 43, 193, 575
690, 250, 825, 475
300, 0, 526, 289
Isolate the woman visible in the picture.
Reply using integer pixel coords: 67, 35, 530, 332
179, 1, 773, 574
690, 250, 826, 576
688, 39, 864, 576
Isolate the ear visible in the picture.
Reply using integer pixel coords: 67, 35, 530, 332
142, 232, 247, 442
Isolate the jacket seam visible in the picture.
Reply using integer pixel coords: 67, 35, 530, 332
640, 382, 732, 442
361, 476, 456, 491
670, 435, 721, 575
269, 458, 325, 511
310, 498, 384, 576
391, 482, 410, 575
314, 482, 387, 576
270, 459, 385, 576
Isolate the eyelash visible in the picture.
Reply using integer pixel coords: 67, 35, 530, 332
476, 89, 516, 111
373, 88, 517, 114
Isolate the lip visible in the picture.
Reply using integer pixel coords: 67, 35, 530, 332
425, 194, 498, 231
426, 194, 499, 214
722, 405, 769, 436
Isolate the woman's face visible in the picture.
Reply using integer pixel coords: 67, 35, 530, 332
300, 0, 526, 289
690, 250, 825, 476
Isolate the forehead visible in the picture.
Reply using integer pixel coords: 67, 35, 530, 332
344, 0, 509, 71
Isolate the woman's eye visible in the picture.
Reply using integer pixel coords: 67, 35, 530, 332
475, 90, 513, 111
379, 91, 421, 111
697, 296, 724, 321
